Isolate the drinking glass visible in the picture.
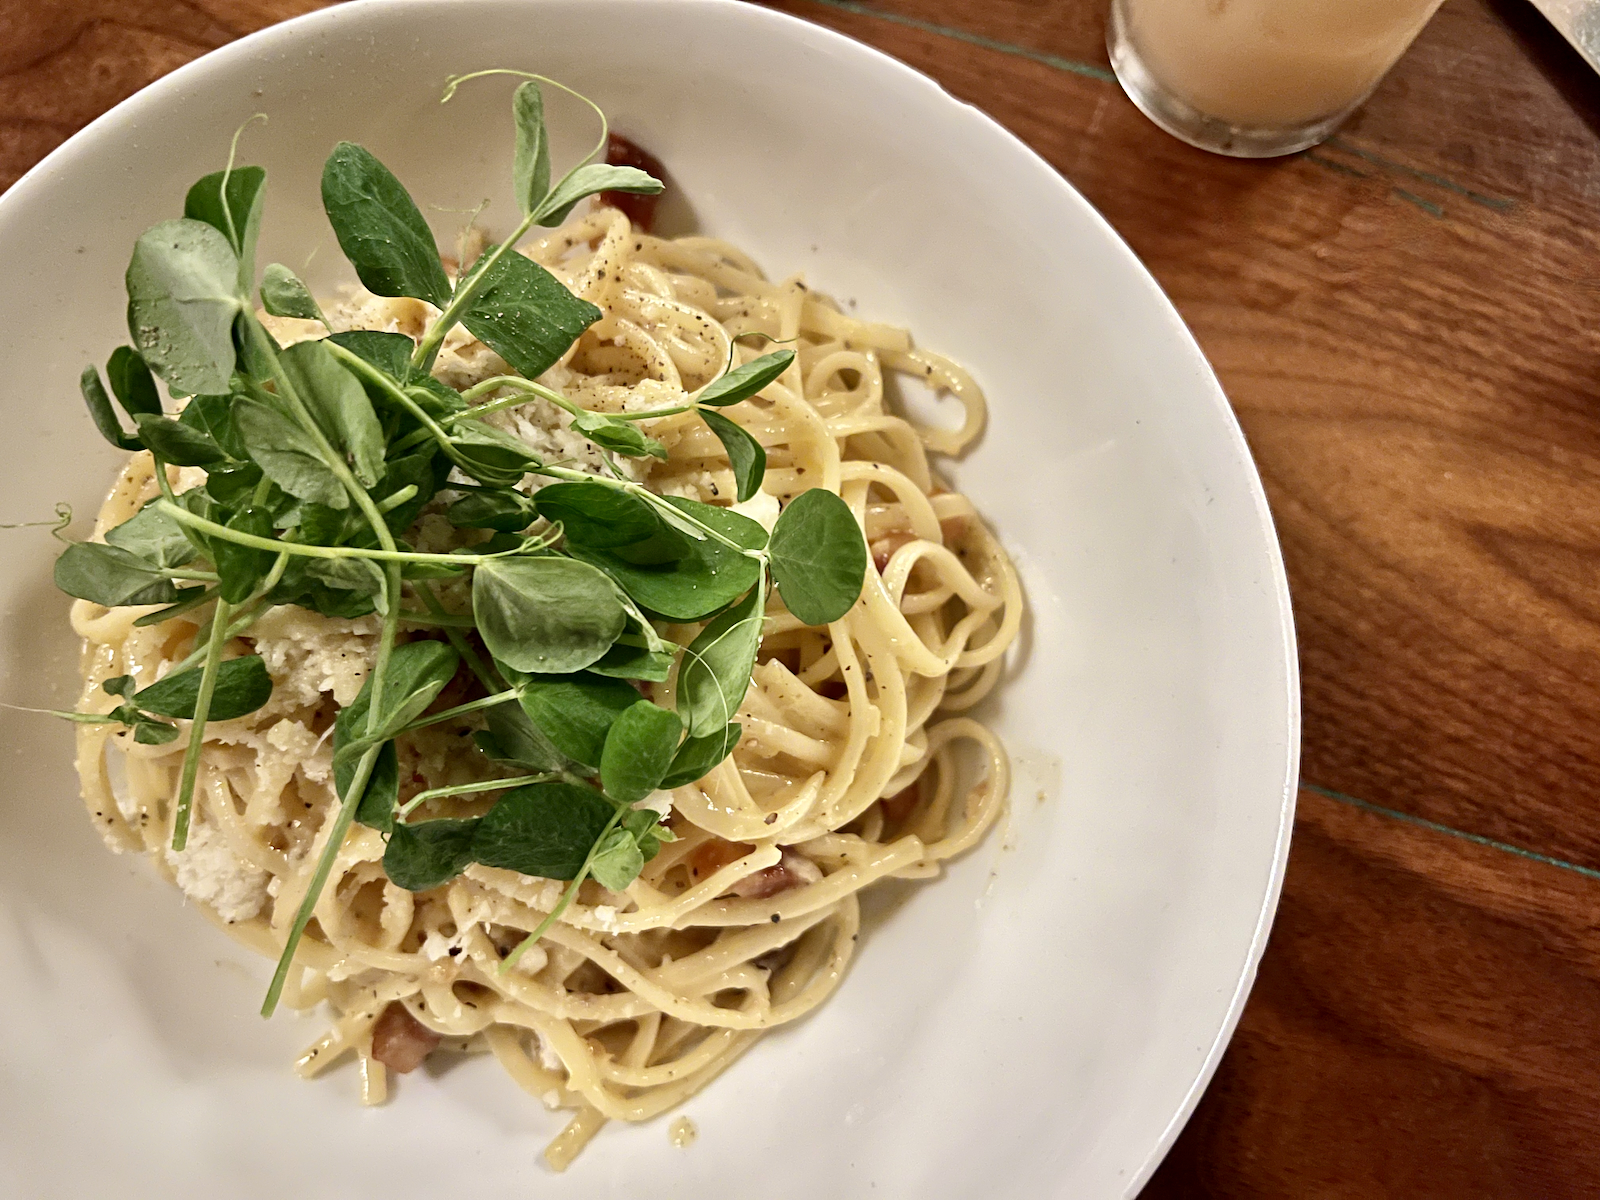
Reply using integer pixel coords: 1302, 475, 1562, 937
1108, 0, 1447, 157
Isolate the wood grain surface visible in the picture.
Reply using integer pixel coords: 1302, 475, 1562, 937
4, 0, 1598, 1194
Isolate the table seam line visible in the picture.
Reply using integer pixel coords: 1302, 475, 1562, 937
1301, 781, 1600, 881
787, 0, 1119, 83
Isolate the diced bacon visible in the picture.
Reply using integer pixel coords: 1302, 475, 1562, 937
881, 781, 921, 823
729, 864, 795, 900
688, 837, 753, 880
939, 515, 969, 546
871, 529, 916, 574
690, 841, 816, 900
370, 1001, 440, 1074
729, 850, 815, 900
602, 133, 667, 232
399, 770, 430, 805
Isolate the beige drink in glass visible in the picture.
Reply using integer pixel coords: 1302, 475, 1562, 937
1108, 0, 1447, 157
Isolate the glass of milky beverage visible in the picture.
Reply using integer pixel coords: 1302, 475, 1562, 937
1108, 0, 1446, 157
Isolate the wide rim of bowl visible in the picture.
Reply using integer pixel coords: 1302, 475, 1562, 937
0, 0, 1301, 1193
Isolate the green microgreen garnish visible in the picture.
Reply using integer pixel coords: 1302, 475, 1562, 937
45, 73, 870, 1020
37, 656, 273, 748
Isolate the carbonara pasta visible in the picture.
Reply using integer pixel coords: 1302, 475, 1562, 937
69, 206, 1021, 1169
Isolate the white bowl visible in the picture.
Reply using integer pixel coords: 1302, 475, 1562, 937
0, 2, 1298, 1196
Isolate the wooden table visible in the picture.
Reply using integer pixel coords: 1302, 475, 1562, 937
8, 0, 1597, 1193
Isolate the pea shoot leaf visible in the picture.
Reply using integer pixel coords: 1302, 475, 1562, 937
55, 681, 190, 747
407, 377, 467, 417
699, 409, 765, 502
276, 500, 344, 546
534, 482, 657, 548
260, 263, 328, 325
376, 454, 442, 533
234, 396, 350, 508
134, 719, 182, 745
676, 496, 769, 550
459, 245, 603, 381
384, 817, 479, 891
622, 806, 676, 862
171, 485, 223, 559
214, 505, 275, 603
133, 654, 273, 721
588, 827, 645, 892
473, 557, 624, 674
477, 698, 572, 773
54, 542, 182, 607
339, 639, 460, 748
658, 721, 742, 789
533, 163, 663, 228
512, 81, 551, 217
586, 640, 675, 683
613, 595, 673, 655
184, 165, 266, 290
471, 781, 616, 880
134, 413, 228, 466
516, 671, 640, 768
178, 392, 249, 460
79, 366, 142, 451
568, 497, 764, 621
132, 586, 214, 628
305, 556, 386, 608
204, 464, 263, 512
104, 504, 196, 570
609, 522, 690, 565
337, 642, 457, 833
448, 419, 544, 487
401, 558, 465, 584
677, 584, 764, 738
321, 142, 452, 308
327, 330, 465, 417
332, 644, 459, 828
599, 700, 682, 804
236, 317, 279, 382
569, 409, 668, 460
447, 489, 538, 532
343, 738, 399, 832
125, 218, 243, 396
324, 328, 414, 379
106, 346, 163, 420
143, 588, 207, 650
278, 339, 386, 488
695, 349, 794, 408
767, 488, 868, 626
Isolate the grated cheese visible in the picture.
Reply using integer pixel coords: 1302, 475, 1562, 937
165, 818, 269, 924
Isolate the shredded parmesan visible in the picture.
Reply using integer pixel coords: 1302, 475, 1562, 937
165, 818, 268, 924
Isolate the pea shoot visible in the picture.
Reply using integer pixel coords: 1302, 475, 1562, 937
50, 74, 870, 1017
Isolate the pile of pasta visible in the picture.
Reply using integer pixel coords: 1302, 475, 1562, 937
71, 207, 1021, 1169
